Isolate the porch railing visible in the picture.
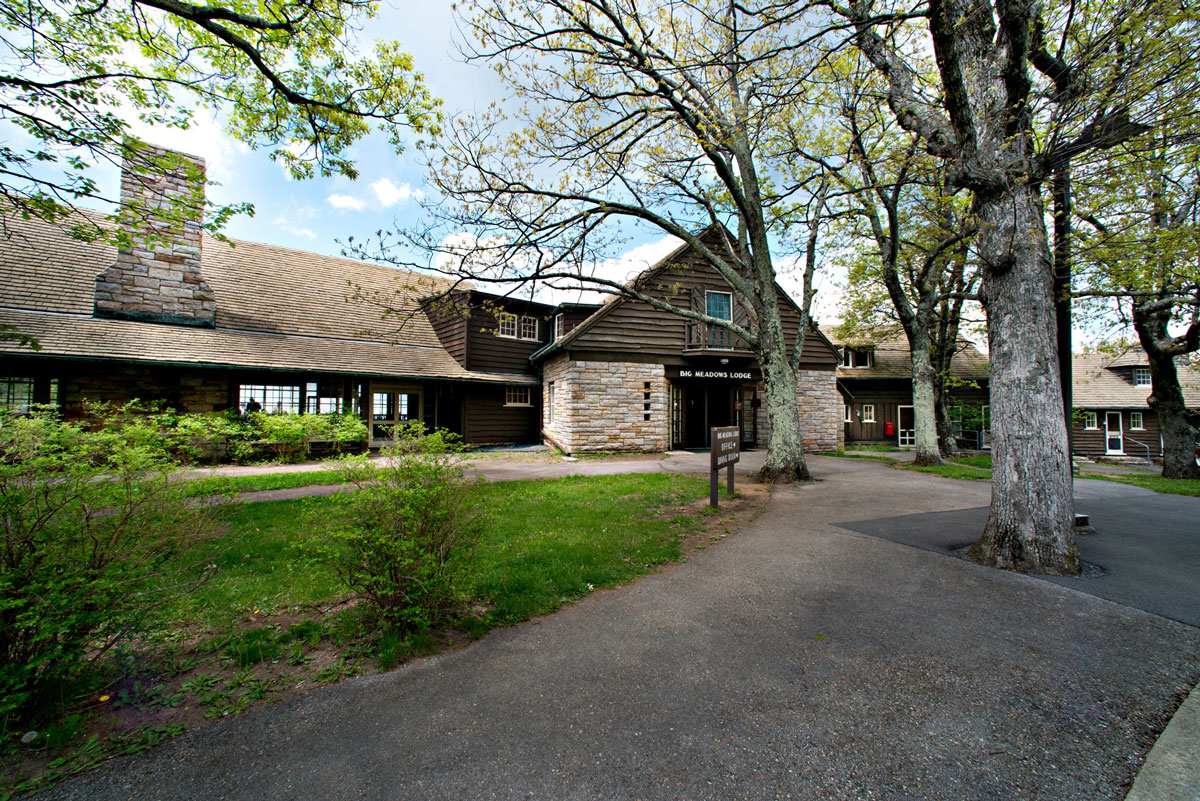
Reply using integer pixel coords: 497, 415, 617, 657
684, 321, 747, 351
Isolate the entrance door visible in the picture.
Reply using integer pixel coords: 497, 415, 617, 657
370, 383, 422, 446
677, 383, 736, 449
898, 406, 915, 447
1105, 411, 1123, 455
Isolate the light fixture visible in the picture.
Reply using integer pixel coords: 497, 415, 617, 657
719, 357, 729, 365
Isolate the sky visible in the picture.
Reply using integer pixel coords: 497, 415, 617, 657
58, 1, 850, 324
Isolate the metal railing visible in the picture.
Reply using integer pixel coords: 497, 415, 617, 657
1124, 436, 1153, 465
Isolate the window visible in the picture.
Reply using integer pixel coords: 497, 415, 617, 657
239, 384, 300, 414
705, 291, 734, 349
0, 377, 36, 412
497, 313, 518, 339
841, 348, 873, 369
1083, 411, 1098, 429
546, 382, 555, 424
643, 381, 652, 421
520, 315, 539, 341
554, 314, 565, 340
862, 404, 876, 423
1131, 412, 1144, 430
305, 381, 343, 414
505, 386, 532, 407
844, 404, 852, 423
1133, 367, 1151, 387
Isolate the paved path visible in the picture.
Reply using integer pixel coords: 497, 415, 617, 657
43, 456, 1200, 801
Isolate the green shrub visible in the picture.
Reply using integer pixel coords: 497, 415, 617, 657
0, 409, 223, 727
310, 423, 483, 634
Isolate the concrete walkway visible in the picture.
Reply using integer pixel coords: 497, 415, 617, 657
43, 456, 1200, 801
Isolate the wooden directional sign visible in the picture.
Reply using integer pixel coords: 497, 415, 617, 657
711, 426, 741, 470
710, 426, 740, 507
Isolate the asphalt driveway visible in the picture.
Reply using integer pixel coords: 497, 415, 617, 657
41, 456, 1200, 801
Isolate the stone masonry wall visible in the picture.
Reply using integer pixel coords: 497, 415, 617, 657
542, 357, 669, 453
94, 143, 215, 326
757, 369, 843, 453
58, 364, 231, 416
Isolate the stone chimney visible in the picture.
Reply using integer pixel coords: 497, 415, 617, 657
94, 141, 216, 327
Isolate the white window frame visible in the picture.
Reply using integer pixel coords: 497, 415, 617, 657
844, 404, 852, 423
554, 314, 565, 340
862, 404, 876, 423
497, 313, 518, 339
705, 290, 734, 322
546, 382, 555, 424
1083, 411, 1098, 430
841, 347, 873, 369
1130, 411, 1144, 430
1133, 367, 1151, 387
505, 385, 532, 407
519, 315, 539, 341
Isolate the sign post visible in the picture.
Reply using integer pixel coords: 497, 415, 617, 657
710, 426, 740, 507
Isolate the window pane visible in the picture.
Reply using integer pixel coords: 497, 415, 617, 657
240, 384, 299, 414
0, 377, 35, 412
706, 292, 733, 321
520, 316, 538, 340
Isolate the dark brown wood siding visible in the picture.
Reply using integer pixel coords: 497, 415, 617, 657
464, 299, 553, 376
564, 249, 838, 368
462, 384, 542, 444
1071, 408, 1163, 458
842, 378, 989, 444
423, 295, 469, 368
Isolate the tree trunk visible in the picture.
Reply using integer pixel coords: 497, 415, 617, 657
757, 297, 811, 483
909, 335, 943, 466
1135, 321, 1200, 479
931, 376, 960, 455
968, 184, 1078, 575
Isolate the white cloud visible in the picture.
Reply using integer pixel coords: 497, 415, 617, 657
371, 178, 423, 207
288, 227, 317, 240
327, 193, 366, 211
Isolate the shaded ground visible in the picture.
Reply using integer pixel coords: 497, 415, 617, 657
39, 455, 1200, 801
835, 478, 1200, 627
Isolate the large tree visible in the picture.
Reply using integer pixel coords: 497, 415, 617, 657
1, 0, 440, 242
390, 0, 840, 482
827, 70, 979, 466
1076, 131, 1200, 479
826, 0, 1195, 573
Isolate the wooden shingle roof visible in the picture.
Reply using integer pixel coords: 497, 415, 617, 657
820, 326, 990, 380
1073, 352, 1200, 409
0, 210, 534, 384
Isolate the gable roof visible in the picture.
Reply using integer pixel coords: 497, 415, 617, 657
531, 228, 839, 362
1073, 352, 1200, 408
0, 209, 535, 384
820, 326, 990, 380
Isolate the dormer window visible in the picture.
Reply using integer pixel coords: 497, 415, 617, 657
497, 313, 518, 338
1133, 367, 1151, 387
519, 315, 539, 341
554, 313, 565, 340
841, 347, 873, 369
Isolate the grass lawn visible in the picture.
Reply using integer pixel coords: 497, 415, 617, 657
1078, 470, 1200, 497
180, 469, 348, 497
904, 462, 992, 480
163, 472, 712, 629
817, 451, 896, 461
6, 472, 745, 795
903, 453, 992, 480
846, 443, 905, 452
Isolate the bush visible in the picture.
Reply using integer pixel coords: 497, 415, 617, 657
310, 423, 483, 634
0, 408, 223, 726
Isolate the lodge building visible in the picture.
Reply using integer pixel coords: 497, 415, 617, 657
0, 144, 844, 454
